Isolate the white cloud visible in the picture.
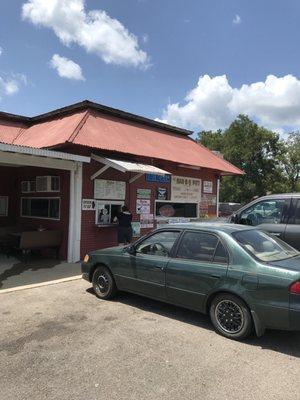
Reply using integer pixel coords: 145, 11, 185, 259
22, 0, 149, 68
158, 74, 300, 132
142, 34, 149, 44
232, 14, 241, 25
0, 73, 27, 98
0, 46, 3, 56
50, 54, 85, 81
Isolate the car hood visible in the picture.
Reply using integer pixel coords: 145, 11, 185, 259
90, 246, 126, 256
269, 254, 300, 272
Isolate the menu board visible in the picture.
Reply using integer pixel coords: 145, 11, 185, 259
171, 176, 201, 202
94, 179, 126, 200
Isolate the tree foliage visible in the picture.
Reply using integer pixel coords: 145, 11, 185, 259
197, 115, 300, 203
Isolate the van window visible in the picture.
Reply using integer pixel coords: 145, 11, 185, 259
289, 199, 300, 225
239, 199, 287, 226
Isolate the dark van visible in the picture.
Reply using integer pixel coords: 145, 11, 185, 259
230, 193, 300, 250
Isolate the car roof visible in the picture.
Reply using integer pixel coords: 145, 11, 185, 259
159, 222, 255, 234
255, 193, 300, 199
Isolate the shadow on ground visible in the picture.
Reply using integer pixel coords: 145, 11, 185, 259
86, 287, 300, 358
0, 254, 80, 289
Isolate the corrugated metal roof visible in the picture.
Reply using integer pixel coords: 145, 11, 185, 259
0, 142, 90, 163
0, 103, 243, 175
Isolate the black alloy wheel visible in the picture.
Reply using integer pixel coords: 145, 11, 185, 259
210, 293, 253, 340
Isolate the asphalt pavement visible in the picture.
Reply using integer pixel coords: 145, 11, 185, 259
1, 279, 300, 400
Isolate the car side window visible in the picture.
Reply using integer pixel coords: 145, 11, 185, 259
239, 199, 286, 226
213, 241, 228, 264
135, 231, 180, 257
176, 231, 219, 262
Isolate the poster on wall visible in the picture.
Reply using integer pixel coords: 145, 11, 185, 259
132, 222, 141, 237
203, 181, 213, 194
94, 179, 126, 200
171, 176, 201, 202
136, 188, 151, 199
82, 199, 96, 211
157, 187, 167, 200
140, 213, 154, 228
202, 193, 217, 205
136, 199, 150, 214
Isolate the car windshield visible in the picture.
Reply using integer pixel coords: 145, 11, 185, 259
232, 229, 299, 262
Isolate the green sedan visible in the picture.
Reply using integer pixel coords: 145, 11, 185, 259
81, 223, 300, 340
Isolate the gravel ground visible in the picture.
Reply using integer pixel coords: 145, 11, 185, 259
1, 279, 300, 400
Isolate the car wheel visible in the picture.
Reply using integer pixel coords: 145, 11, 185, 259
92, 266, 117, 300
209, 293, 253, 340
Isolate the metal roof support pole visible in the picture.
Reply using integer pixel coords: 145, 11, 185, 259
67, 162, 83, 262
67, 169, 75, 263
216, 177, 220, 217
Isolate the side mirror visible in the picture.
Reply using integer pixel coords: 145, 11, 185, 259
230, 213, 239, 223
126, 245, 136, 255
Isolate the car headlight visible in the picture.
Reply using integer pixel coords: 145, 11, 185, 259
83, 254, 89, 263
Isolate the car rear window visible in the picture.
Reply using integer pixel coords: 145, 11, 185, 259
232, 229, 299, 262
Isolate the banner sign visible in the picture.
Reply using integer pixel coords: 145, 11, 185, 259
145, 174, 171, 183
171, 176, 201, 202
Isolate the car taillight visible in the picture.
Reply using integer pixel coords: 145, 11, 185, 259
289, 281, 300, 294
83, 254, 89, 263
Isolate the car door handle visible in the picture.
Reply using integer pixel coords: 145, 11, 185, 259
210, 274, 221, 279
271, 232, 281, 236
154, 265, 165, 271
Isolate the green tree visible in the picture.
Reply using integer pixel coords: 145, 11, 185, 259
197, 115, 287, 203
281, 132, 300, 192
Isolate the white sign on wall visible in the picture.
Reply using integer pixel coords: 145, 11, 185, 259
136, 199, 150, 214
82, 199, 96, 211
203, 180, 213, 194
171, 176, 201, 202
94, 179, 126, 200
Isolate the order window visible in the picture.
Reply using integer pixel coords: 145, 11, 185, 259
95, 201, 124, 225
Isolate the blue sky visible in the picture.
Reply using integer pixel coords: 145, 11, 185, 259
1, 0, 300, 133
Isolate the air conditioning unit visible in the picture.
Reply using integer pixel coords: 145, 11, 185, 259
36, 176, 60, 192
21, 181, 36, 193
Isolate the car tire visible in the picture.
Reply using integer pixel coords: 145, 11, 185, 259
92, 266, 117, 300
209, 293, 253, 340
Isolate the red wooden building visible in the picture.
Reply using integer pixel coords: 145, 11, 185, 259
0, 101, 242, 262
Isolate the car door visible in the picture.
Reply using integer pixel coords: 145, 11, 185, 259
284, 198, 300, 250
129, 230, 181, 300
238, 198, 290, 239
166, 230, 229, 313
